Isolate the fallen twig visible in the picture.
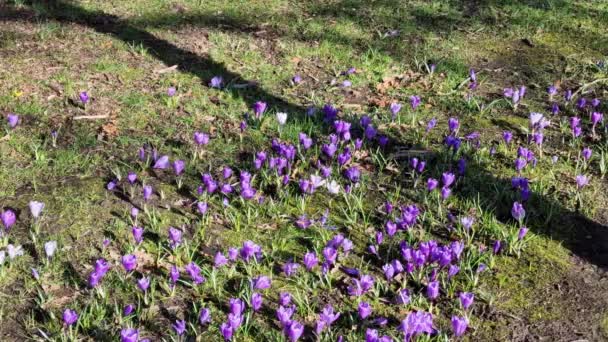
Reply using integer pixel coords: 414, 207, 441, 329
572, 78, 608, 98
73, 114, 109, 120
153, 65, 178, 74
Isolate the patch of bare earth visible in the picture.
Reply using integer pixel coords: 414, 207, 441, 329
506, 257, 607, 341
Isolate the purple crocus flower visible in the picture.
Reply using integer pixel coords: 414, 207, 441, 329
303, 252, 318, 270
253, 275, 272, 290
226, 247, 239, 261
460, 216, 474, 230
79, 91, 89, 104
122, 254, 137, 272
127, 171, 137, 184
514, 158, 527, 172
153, 155, 170, 169
360, 115, 372, 127
1, 209, 16, 230
185, 262, 205, 284
121, 328, 139, 342
518, 227, 529, 240
344, 166, 361, 182
251, 292, 263, 312
173, 319, 186, 336
199, 308, 211, 325
168, 227, 182, 248
44, 240, 57, 259
132, 226, 144, 244
390, 102, 401, 118
493, 240, 502, 254
582, 147, 592, 161
209, 76, 223, 88
378, 135, 389, 148
358, 301, 372, 319
426, 281, 439, 300
503, 131, 513, 144
220, 322, 233, 341
322, 143, 337, 158
137, 276, 150, 292
63, 309, 78, 326
7, 114, 19, 128
532, 132, 543, 146
230, 298, 245, 316
360, 274, 374, 291
334, 120, 352, 140
167, 87, 178, 97
123, 304, 135, 316
197, 202, 208, 215
400, 311, 434, 340
459, 292, 474, 309
469, 68, 477, 82
451, 316, 468, 337
364, 125, 377, 140
240, 240, 261, 261
169, 265, 179, 285
88, 258, 110, 287
194, 132, 210, 145
279, 292, 292, 306
576, 174, 589, 189
442, 172, 455, 187
577, 98, 587, 109
323, 247, 338, 265
319, 304, 341, 328
228, 312, 243, 329
323, 104, 338, 122
240, 186, 256, 200
292, 74, 302, 85
445, 136, 461, 151
253, 101, 267, 119
448, 264, 460, 278
276, 305, 294, 326
511, 202, 525, 221
298, 133, 313, 150
172, 160, 185, 175
441, 186, 451, 200
282, 262, 300, 277
551, 102, 560, 115
426, 118, 437, 132
382, 263, 395, 281
285, 321, 304, 341
448, 117, 459, 134
220, 166, 233, 180
143, 185, 153, 201
592, 112, 603, 126
426, 178, 438, 191
410, 95, 421, 110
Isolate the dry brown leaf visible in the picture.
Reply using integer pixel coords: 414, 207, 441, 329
100, 120, 118, 139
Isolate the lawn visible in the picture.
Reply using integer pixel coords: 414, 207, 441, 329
1, 0, 608, 341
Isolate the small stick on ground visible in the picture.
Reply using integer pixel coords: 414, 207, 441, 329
153, 65, 178, 74
73, 114, 110, 120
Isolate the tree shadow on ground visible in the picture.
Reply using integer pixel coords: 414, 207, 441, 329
0, 1, 307, 116
3, 1, 607, 271
462, 157, 608, 268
